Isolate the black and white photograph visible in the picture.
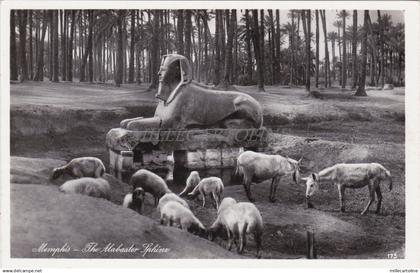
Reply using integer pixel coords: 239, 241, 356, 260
1, 1, 420, 268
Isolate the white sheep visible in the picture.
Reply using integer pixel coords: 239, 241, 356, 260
160, 201, 206, 236
157, 192, 189, 213
130, 169, 172, 207
217, 197, 237, 215
304, 163, 393, 215
209, 201, 263, 258
51, 157, 106, 180
178, 171, 200, 197
236, 151, 302, 203
187, 177, 224, 210
59, 177, 111, 200
123, 187, 145, 214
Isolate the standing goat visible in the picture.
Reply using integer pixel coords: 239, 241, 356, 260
187, 177, 224, 210
236, 151, 302, 202
209, 198, 263, 258
130, 169, 172, 207
304, 163, 393, 215
51, 157, 105, 180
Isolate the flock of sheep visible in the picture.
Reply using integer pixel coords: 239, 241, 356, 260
52, 150, 393, 258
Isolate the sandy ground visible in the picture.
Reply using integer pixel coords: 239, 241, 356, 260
10, 81, 405, 259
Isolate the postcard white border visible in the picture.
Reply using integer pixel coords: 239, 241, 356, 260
1, 0, 419, 269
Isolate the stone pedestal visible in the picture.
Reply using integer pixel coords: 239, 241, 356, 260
105, 128, 268, 184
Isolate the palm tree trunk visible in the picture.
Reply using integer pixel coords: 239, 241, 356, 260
148, 10, 160, 89
302, 10, 311, 92
351, 10, 358, 89
320, 11, 330, 88
53, 11, 59, 82
177, 10, 184, 55
61, 10, 67, 81
34, 11, 48, 81
214, 10, 221, 86
275, 10, 281, 84
259, 10, 265, 86
10, 10, 18, 80
18, 10, 28, 81
88, 11, 94, 83
341, 11, 347, 88
185, 10, 192, 61
220, 10, 234, 88
315, 10, 320, 88
128, 10, 136, 83
252, 10, 264, 91
67, 11, 76, 81
268, 10, 276, 85
377, 10, 385, 88
115, 10, 124, 87
355, 10, 368, 96
245, 10, 253, 84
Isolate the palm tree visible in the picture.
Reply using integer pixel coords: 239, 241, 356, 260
18, 10, 28, 81
377, 10, 385, 88
184, 10, 192, 61
34, 11, 48, 81
388, 22, 404, 86
10, 10, 18, 80
315, 10, 320, 88
320, 10, 331, 88
333, 20, 343, 63
287, 10, 297, 86
251, 10, 264, 91
327, 31, 338, 81
176, 10, 184, 55
351, 10, 358, 90
220, 9, 235, 88
244, 10, 253, 84
338, 10, 350, 88
355, 10, 369, 96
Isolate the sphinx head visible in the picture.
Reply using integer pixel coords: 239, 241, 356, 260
156, 54, 192, 103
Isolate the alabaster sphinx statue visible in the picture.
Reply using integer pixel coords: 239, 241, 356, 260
120, 54, 263, 130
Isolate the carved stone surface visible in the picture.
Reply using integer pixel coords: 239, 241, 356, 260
107, 54, 267, 178
106, 128, 268, 152
120, 54, 263, 131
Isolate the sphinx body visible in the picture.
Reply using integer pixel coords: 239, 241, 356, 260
121, 54, 263, 130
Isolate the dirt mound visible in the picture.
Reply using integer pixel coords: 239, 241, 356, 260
11, 156, 134, 205
11, 184, 241, 258
11, 157, 66, 185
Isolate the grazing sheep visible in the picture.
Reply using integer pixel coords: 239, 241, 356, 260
179, 171, 200, 197
123, 187, 145, 214
157, 193, 189, 213
187, 177, 224, 210
217, 197, 237, 215
130, 169, 172, 207
160, 201, 206, 236
51, 157, 105, 180
236, 151, 302, 203
304, 163, 393, 215
209, 202, 263, 258
59, 177, 111, 200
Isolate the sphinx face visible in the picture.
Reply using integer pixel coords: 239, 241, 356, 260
156, 59, 181, 102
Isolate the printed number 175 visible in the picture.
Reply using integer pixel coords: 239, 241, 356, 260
387, 253, 398, 259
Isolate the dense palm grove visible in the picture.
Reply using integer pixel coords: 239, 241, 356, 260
10, 9, 404, 96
